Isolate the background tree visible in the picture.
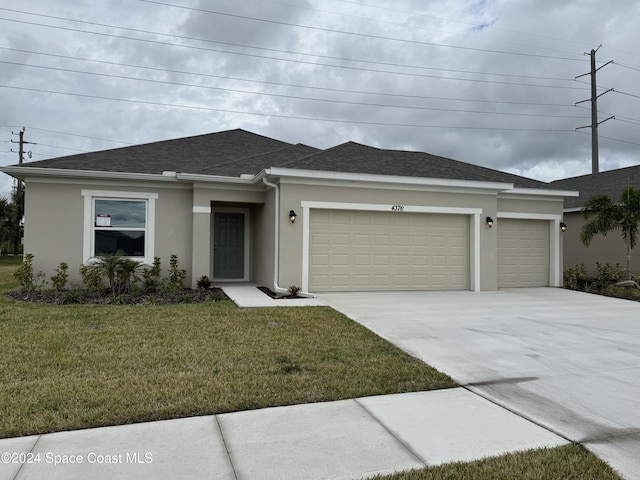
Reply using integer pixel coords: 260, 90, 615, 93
11, 181, 24, 254
580, 186, 640, 281
0, 197, 17, 255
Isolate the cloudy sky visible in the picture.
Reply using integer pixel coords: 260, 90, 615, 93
1, 0, 640, 197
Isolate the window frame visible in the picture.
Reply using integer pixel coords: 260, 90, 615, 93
82, 190, 157, 264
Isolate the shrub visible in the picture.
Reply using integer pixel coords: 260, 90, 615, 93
14, 253, 46, 291
79, 263, 105, 293
82, 252, 142, 296
289, 285, 301, 297
592, 262, 625, 292
14, 253, 34, 291
50, 262, 69, 292
563, 264, 590, 291
197, 275, 211, 291
164, 254, 186, 294
141, 257, 162, 293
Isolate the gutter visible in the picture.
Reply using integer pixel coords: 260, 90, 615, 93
261, 177, 314, 298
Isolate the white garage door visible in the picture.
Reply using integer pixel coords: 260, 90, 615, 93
497, 219, 549, 287
309, 209, 469, 292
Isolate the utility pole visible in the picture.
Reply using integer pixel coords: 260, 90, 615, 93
10, 127, 36, 165
575, 46, 613, 175
9, 128, 35, 254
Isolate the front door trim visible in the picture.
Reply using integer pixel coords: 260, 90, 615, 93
212, 207, 250, 282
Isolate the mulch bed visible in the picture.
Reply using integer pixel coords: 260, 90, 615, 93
257, 286, 303, 299
5, 288, 230, 305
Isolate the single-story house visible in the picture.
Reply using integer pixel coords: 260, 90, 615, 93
551, 165, 640, 275
0, 129, 578, 294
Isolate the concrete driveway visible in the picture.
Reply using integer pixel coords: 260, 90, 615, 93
318, 288, 640, 480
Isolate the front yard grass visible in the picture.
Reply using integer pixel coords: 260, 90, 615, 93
373, 444, 621, 480
0, 257, 454, 438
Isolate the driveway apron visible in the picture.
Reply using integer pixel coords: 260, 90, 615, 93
319, 288, 640, 480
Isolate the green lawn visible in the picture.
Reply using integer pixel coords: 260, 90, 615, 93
0, 256, 453, 438
373, 445, 621, 480
0, 256, 622, 479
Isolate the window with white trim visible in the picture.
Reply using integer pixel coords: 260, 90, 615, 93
94, 199, 147, 256
82, 190, 157, 263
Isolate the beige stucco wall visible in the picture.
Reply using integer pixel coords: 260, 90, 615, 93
21, 174, 568, 293
251, 189, 276, 289
24, 178, 193, 287
278, 179, 503, 291
24, 180, 84, 282
563, 211, 638, 276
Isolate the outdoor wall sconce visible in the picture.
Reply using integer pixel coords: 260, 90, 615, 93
486, 216, 494, 228
560, 222, 567, 232
289, 210, 297, 223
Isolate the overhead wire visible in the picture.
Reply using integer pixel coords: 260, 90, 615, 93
0, 84, 579, 132
0, 47, 581, 107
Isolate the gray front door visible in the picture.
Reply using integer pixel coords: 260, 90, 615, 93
213, 212, 245, 279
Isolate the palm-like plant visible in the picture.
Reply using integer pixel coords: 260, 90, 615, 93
89, 252, 141, 296
580, 186, 640, 281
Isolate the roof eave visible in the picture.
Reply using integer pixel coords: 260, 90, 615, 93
0, 166, 181, 183
0, 166, 259, 185
264, 167, 514, 191
502, 187, 580, 197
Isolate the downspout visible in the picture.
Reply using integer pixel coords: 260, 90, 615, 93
262, 177, 313, 298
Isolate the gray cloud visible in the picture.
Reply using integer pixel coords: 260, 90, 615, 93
1, 0, 640, 199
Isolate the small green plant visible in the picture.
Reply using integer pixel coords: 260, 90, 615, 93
14, 253, 35, 291
81, 252, 142, 296
13, 253, 46, 291
50, 262, 69, 292
165, 254, 186, 294
79, 263, 105, 293
592, 262, 625, 292
288, 285, 301, 297
563, 264, 590, 291
197, 275, 211, 291
141, 257, 162, 293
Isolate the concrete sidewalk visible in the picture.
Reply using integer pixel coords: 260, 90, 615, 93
0, 389, 567, 480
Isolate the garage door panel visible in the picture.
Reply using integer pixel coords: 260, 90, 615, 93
310, 210, 469, 291
498, 219, 549, 288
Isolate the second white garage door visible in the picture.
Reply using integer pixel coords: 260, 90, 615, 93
309, 210, 469, 292
497, 218, 550, 287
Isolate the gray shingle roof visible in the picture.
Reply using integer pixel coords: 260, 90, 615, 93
551, 165, 640, 209
280, 141, 549, 188
14, 128, 554, 189
20, 129, 296, 175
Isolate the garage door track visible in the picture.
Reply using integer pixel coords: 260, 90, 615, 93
319, 288, 640, 480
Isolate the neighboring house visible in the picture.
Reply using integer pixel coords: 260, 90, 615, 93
0, 129, 577, 294
551, 165, 640, 276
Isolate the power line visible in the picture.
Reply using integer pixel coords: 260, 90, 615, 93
0, 47, 581, 107
0, 8, 582, 80
0, 6, 588, 67
137, 0, 588, 62
1, 61, 590, 118
206, 0, 586, 58
0, 16, 588, 88
25, 126, 130, 144
0, 84, 580, 132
